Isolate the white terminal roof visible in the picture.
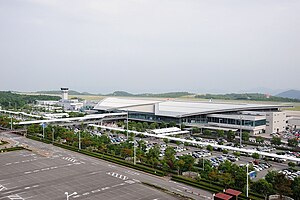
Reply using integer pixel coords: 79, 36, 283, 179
94, 97, 162, 110
94, 97, 290, 118
151, 127, 181, 134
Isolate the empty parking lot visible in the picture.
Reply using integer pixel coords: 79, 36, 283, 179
0, 150, 177, 200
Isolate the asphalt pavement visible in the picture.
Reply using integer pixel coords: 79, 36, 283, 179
0, 132, 214, 200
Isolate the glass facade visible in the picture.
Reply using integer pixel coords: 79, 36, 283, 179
207, 116, 266, 127
129, 112, 180, 123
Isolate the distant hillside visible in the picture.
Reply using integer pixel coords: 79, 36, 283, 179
107, 91, 193, 98
276, 90, 300, 100
195, 93, 300, 102
37, 90, 94, 96
0, 91, 60, 108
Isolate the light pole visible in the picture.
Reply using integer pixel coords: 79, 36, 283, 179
129, 140, 136, 165
42, 123, 45, 139
65, 192, 77, 200
134, 140, 136, 165
240, 115, 243, 147
10, 117, 13, 130
79, 131, 81, 150
126, 110, 129, 140
52, 128, 55, 143
246, 163, 249, 198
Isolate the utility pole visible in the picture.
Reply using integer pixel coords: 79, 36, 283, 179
240, 115, 242, 147
246, 163, 249, 198
42, 123, 45, 139
52, 128, 55, 143
126, 110, 129, 140
10, 117, 13, 130
79, 131, 81, 150
134, 139, 136, 165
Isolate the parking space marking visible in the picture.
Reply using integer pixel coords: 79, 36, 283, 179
71, 179, 139, 199
62, 157, 78, 163
7, 194, 24, 200
23, 162, 83, 175
106, 172, 128, 180
0, 184, 7, 191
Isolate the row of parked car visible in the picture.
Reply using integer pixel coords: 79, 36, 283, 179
252, 162, 272, 172
279, 169, 300, 181
108, 135, 126, 143
209, 155, 238, 167
191, 150, 212, 158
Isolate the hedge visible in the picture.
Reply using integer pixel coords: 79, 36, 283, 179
53, 142, 165, 176
171, 175, 264, 200
0, 146, 25, 153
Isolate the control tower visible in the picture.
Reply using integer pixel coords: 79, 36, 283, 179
61, 88, 69, 101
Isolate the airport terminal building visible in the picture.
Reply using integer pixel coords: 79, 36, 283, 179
94, 97, 289, 135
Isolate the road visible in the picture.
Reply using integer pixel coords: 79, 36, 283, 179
0, 132, 213, 200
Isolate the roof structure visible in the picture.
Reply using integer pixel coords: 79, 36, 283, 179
151, 127, 181, 134
94, 97, 290, 118
94, 97, 162, 111
225, 189, 242, 196
214, 193, 233, 200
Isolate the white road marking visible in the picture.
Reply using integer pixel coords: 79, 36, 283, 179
7, 194, 24, 200
0, 185, 7, 191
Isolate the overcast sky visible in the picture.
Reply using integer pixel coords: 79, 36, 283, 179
0, 0, 299, 94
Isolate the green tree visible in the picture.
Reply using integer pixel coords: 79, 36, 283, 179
203, 130, 211, 136
217, 130, 225, 138
163, 147, 177, 170
146, 146, 160, 168
273, 173, 292, 198
242, 132, 250, 141
169, 121, 177, 127
177, 155, 195, 172
252, 153, 260, 159
176, 159, 185, 175
206, 145, 213, 152
292, 177, 300, 200
265, 171, 278, 186
251, 179, 273, 199
163, 138, 169, 144
288, 138, 298, 147
219, 173, 234, 189
256, 136, 264, 143
271, 137, 282, 146
142, 122, 149, 130
192, 127, 200, 134
227, 130, 235, 141
160, 122, 167, 128
288, 162, 296, 168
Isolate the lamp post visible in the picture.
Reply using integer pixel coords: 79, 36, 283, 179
10, 116, 12, 130
79, 131, 81, 150
42, 123, 45, 139
52, 128, 55, 143
65, 192, 77, 200
246, 163, 249, 198
129, 139, 136, 165
126, 110, 129, 140
240, 115, 243, 147
134, 140, 136, 165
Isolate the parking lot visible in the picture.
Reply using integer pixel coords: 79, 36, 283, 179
0, 150, 177, 200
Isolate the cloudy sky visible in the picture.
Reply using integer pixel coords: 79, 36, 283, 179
0, 0, 299, 94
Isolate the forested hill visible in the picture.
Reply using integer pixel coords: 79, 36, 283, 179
108, 91, 193, 98
195, 93, 300, 102
0, 91, 60, 109
37, 90, 93, 96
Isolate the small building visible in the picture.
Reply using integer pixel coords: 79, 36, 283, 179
214, 193, 232, 200
224, 189, 242, 200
